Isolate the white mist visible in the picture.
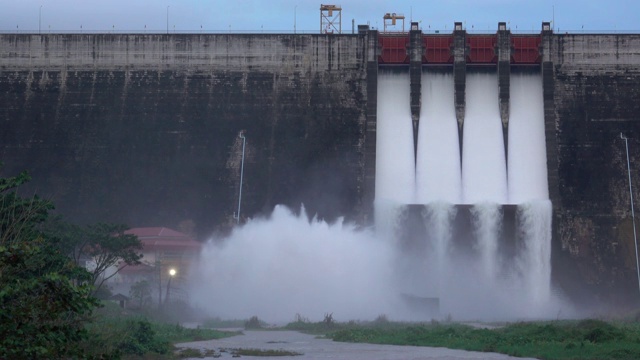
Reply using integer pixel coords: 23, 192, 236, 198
190, 206, 398, 323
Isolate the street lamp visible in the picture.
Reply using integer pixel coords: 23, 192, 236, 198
235, 131, 246, 224
621, 133, 640, 295
164, 268, 177, 305
166, 6, 170, 34
39, 5, 42, 34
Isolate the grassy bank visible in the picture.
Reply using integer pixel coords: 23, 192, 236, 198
84, 302, 239, 359
328, 319, 640, 360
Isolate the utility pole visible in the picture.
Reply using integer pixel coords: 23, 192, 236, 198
621, 133, 640, 295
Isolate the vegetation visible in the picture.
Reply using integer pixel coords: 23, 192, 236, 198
129, 280, 153, 308
0, 170, 98, 358
284, 313, 408, 334
328, 319, 640, 360
202, 317, 248, 329
84, 302, 238, 359
245, 315, 268, 329
0, 168, 230, 358
43, 215, 143, 295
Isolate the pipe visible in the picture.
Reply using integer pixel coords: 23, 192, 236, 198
621, 132, 640, 295
236, 131, 246, 224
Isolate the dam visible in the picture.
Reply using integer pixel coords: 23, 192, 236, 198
2, 22, 640, 307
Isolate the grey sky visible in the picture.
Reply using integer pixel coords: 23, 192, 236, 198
2, 0, 637, 33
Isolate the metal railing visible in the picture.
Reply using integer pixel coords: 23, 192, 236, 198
1, 28, 639, 35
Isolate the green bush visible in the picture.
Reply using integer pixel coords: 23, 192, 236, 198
245, 315, 265, 329
328, 320, 640, 360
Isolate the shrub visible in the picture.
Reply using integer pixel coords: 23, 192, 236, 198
245, 315, 264, 329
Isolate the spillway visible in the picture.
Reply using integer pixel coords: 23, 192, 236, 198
508, 71, 549, 203
375, 68, 553, 319
508, 71, 552, 310
416, 70, 462, 204
375, 68, 416, 240
462, 71, 508, 204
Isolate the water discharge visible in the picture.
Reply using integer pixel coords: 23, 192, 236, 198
462, 71, 507, 204
375, 68, 415, 205
191, 70, 565, 323
374, 68, 416, 245
416, 71, 461, 204
508, 71, 549, 202
190, 206, 398, 323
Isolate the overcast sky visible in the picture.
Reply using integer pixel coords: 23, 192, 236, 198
2, 0, 638, 33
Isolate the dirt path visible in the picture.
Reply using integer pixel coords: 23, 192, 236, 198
176, 330, 537, 359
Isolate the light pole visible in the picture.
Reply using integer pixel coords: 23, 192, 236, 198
236, 131, 246, 224
164, 268, 176, 305
39, 5, 42, 34
294, 5, 297, 34
621, 133, 640, 295
166, 6, 170, 34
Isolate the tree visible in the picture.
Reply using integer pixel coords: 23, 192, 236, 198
130, 280, 153, 308
84, 223, 143, 293
45, 219, 143, 295
0, 170, 51, 244
0, 169, 98, 358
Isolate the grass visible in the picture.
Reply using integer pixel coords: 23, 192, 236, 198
152, 311, 640, 359
201, 317, 248, 329
327, 319, 640, 360
83, 302, 240, 359
111, 308, 640, 359
175, 348, 220, 358
283, 313, 408, 334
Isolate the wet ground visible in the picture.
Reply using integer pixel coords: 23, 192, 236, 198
176, 330, 537, 359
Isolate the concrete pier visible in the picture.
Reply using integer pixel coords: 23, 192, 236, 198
409, 24, 423, 162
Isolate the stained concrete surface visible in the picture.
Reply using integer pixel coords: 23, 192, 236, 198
176, 330, 538, 359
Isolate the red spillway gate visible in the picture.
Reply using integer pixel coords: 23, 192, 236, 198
467, 35, 497, 64
378, 35, 409, 64
511, 36, 542, 64
377, 33, 542, 65
423, 36, 453, 64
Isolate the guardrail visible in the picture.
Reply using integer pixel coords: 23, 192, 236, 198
1, 28, 639, 35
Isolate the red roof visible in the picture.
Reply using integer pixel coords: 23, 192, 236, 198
118, 262, 155, 275
125, 227, 202, 251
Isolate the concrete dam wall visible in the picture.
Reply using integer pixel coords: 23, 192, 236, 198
0, 33, 369, 235
2, 29, 640, 304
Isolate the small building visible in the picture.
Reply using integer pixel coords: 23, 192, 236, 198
111, 227, 202, 304
109, 293, 130, 308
